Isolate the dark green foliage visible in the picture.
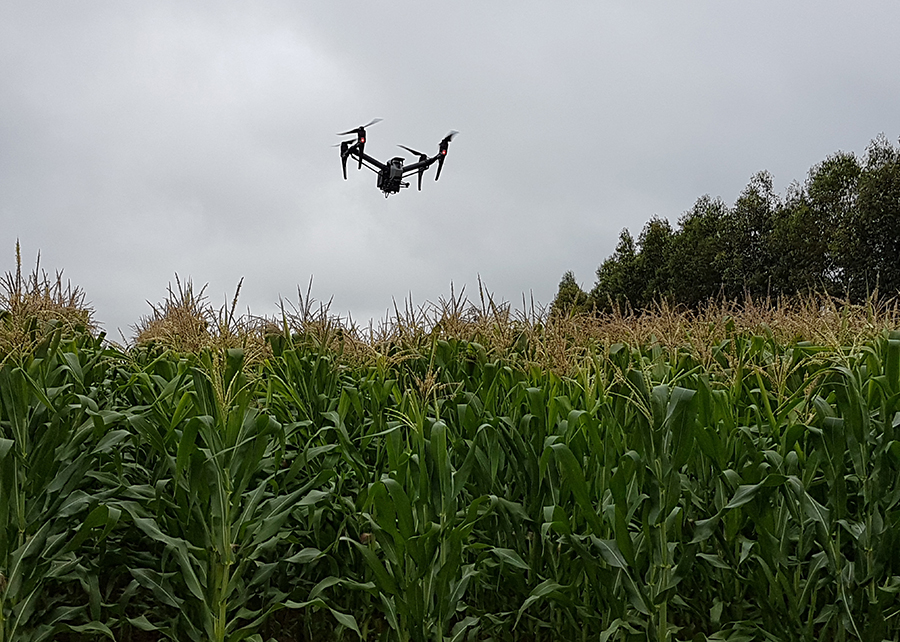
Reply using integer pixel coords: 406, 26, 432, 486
723, 171, 778, 297
589, 218, 676, 312
591, 229, 643, 312
768, 183, 832, 295
803, 149, 863, 300
635, 216, 674, 306
667, 196, 731, 307
836, 135, 900, 299
549, 271, 590, 316
554, 134, 900, 312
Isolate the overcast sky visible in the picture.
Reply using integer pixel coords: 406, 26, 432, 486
3, 2, 899, 336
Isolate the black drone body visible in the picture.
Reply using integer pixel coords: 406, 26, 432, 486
337, 119, 457, 197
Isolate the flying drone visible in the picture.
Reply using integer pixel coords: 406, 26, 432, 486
336, 119, 458, 197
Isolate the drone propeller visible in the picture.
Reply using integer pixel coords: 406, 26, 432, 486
398, 145, 429, 190
398, 144, 426, 158
336, 118, 382, 137
435, 130, 458, 181
337, 118, 382, 169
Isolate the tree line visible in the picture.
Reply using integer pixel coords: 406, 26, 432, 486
553, 134, 900, 314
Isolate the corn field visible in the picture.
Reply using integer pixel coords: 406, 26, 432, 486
2, 275, 900, 641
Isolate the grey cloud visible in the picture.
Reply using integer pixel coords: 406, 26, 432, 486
3, 2, 899, 334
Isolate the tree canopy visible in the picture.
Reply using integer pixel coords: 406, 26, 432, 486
553, 135, 900, 315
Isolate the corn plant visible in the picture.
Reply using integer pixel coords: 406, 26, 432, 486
0, 326, 121, 642
4, 292, 900, 641
339, 391, 489, 642
108, 347, 358, 641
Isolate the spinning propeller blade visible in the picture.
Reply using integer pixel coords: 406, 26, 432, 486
398, 144, 426, 157
337, 119, 382, 169
435, 130, 458, 181
336, 118, 382, 136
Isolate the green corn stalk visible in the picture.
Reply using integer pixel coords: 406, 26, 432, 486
114, 347, 357, 641
347, 394, 492, 642
0, 328, 120, 642
3, 308, 900, 640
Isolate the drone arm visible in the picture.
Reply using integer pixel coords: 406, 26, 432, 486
400, 155, 438, 176
401, 156, 439, 191
347, 148, 386, 172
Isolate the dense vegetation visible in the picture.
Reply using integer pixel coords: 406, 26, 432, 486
553, 134, 900, 314
3, 258, 900, 641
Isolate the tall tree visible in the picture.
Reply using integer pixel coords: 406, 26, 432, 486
768, 183, 832, 295
723, 171, 778, 298
553, 134, 900, 314
635, 216, 675, 305
551, 270, 591, 316
846, 135, 900, 298
667, 196, 729, 307
590, 229, 642, 311
807, 150, 862, 296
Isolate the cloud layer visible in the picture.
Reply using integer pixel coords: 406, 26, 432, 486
3, 2, 899, 335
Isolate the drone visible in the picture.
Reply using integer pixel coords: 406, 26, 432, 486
336, 119, 458, 197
